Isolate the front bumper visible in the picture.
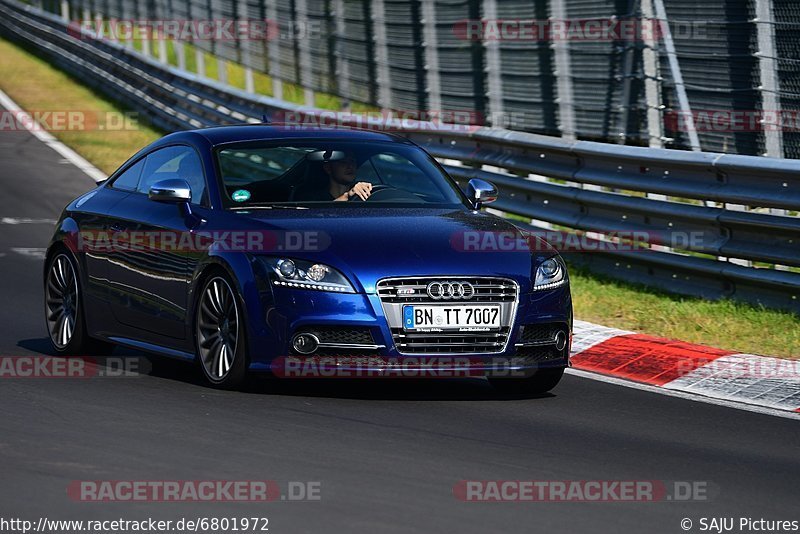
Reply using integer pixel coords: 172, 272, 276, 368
248, 281, 572, 377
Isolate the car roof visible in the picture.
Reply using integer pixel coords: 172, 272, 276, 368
155, 124, 413, 147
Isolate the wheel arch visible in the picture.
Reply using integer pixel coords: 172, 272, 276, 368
187, 253, 263, 351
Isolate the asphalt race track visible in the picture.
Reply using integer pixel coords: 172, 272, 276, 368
0, 113, 798, 534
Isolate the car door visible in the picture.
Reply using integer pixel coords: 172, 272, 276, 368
73, 160, 144, 334
103, 145, 208, 340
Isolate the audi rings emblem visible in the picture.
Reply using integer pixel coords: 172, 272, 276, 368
426, 281, 475, 300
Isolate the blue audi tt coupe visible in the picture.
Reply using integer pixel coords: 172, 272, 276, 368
44, 125, 572, 391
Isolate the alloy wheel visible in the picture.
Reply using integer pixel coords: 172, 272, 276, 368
197, 277, 239, 381
46, 254, 79, 349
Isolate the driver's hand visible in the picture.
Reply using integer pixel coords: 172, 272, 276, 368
348, 182, 373, 201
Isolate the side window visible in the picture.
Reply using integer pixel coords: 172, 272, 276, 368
110, 159, 145, 191
138, 146, 207, 205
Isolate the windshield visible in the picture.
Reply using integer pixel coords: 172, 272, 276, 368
215, 140, 467, 208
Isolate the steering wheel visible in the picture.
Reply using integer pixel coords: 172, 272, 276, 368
347, 184, 396, 202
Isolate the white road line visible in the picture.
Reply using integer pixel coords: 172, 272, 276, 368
0, 89, 106, 183
566, 368, 800, 420
1, 217, 57, 225
10, 247, 47, 259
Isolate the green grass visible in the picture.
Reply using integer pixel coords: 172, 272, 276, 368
156, 41, 341, 107
569, 267, 800, 358
0, 38, 160, 174
351, 101, 381, 113
253, 70, 273, 97
2, 35, 798, 358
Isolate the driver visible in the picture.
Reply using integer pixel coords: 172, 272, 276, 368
312, 152, 373, 201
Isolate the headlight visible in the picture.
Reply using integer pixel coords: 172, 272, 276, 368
533, 256, 568, 291
261, 257, 355, 293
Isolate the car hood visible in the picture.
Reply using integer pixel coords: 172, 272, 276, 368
235, 207, 554, 293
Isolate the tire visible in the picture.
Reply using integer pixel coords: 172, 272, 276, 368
195, 273, 248, 389
44, 251, 113, 356
488, 367, 565, 395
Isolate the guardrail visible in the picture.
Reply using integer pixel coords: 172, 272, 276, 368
2, 0, 799, 313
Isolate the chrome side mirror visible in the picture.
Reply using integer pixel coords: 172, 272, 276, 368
466, 178, 498, 210
148, 179, 191, 203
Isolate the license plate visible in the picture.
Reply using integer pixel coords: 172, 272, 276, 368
403, 305, 501, 331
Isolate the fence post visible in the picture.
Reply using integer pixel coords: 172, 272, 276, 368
755, 0, 783, 158
421, 0, 441, 115
158, 33, 167, 63
217, 57, 228, 84
141, 25, 151, 56
266, 1, 283, 100
294, 0, 315, 106
641, 0, 664, 150
482, 0, 504, 124
234, 0, 254, 92
196, 48, 206, 77
653, 0, 701, 151
94, 11, 103, 39
371, 0, 392, 110
175, 41, 186, 70
616, 0, 638, 144
550, 0, 577, 141
243, 63, 255, 92
332, 0, 351, 111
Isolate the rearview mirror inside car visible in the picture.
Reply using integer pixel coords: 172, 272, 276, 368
306, 150, 347, 162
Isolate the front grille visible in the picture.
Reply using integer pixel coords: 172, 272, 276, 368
391, 327, 511, 354
297, 327, 374, 345
377, 277, 516, 303
378, 276, 518, 355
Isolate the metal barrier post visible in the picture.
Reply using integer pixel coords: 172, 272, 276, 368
550, 0, 576, 141
294, 0, 315, 105
266, 0, 283, 100
371, 0, 392, 110
421, 0, 441, 114
755, 0, 784, 159
482, 0, 504, 122
641, 0, 664, 150
653, 0, 700, 151
332, 0, 351, 111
